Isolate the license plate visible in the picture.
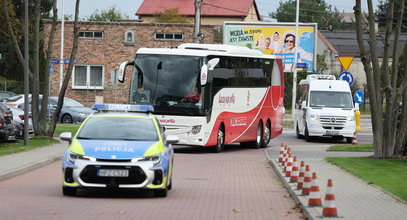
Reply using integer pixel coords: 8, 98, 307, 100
326, 130, 339, 135
97, 169, 129, 177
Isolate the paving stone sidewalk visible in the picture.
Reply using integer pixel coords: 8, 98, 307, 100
266, 145, 407, 220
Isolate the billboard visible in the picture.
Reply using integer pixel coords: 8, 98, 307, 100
223, 22, 318, 72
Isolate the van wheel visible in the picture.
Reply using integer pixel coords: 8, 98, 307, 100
212, 124, 224, 153
261, 121, 271, 148
254, 122, 263, 149
296, 124, 304, 139
304, 124, 312, 142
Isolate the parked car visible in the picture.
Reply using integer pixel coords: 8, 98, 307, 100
2, 94, 30, 108
0, 104, 16, 141
19, 96, 94, 124
8, 105, 34, 137
0, 91, 17, 102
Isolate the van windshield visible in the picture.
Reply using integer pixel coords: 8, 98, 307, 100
310, 91, 353, 108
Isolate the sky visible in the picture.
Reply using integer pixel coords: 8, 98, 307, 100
57, 0, 379, 21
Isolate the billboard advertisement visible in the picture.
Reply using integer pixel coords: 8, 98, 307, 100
223, 22, 317, 72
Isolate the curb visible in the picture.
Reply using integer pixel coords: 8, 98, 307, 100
265, 149, 315, 220
0, 155, 62, 182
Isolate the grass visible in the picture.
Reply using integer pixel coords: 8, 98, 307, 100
283, 120, 293, 127
326, 157, 407, 202
0, 137, 59, 156
327, 144, 373, 152
0, 123, 81, 156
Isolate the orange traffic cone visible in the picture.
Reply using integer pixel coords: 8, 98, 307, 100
289, 157, 299, 182
308, 172, 322, 206
297, 161, 305, 189
285, 154, 293, 177
278, 143, 285, 163
301, 165, 311, 195
322, 179, 338, 217
281, 146, 288, 166
352, 132, 358, 145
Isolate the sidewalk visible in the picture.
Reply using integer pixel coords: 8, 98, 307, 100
266, 145, 407, 220
0, 139, 67, 181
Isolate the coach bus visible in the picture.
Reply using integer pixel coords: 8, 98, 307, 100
118, 43, 284, 152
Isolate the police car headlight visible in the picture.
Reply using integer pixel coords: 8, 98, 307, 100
191, 125, 202, 134
69, 151, 96, 163
132, 154, 161, 165
347, 115, 355, 121
310, 115, 319, 120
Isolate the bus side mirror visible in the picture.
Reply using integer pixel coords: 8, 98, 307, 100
200, 65, 208, 86
301, 101, 307, 109
117, 61, 134, 83
207, 58, 219, 70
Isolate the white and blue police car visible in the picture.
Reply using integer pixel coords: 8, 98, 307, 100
59, 104, 179, 197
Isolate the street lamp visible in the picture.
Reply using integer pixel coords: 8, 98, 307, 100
292, 0, 300, 120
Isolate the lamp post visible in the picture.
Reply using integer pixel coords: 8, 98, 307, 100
292, 0, 300, 120
59, 0, 65, 92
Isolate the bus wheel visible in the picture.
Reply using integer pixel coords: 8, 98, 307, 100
212, 124, 224, 153
261, 121, 271, 148
254, 122, 263, 149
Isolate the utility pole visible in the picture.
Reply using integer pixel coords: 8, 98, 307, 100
292, 0, 300, 120
59, 0, 65, 92
24, 0, 29, 145
194, 0, 202, 43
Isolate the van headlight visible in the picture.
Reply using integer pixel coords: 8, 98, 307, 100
191, 125, 202, 134
347, 116, 355, 121
310, 115, 319, 120
68, 151, 96, 163
132, 154, 161, 165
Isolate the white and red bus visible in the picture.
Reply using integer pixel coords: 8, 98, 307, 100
118, 44, 284, 152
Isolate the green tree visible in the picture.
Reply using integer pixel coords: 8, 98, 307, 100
376, 0, 407, 31
355, 0, 407, 158
270, 0, 344, 30
88, 5, 127, 22
154, 8, 191, 23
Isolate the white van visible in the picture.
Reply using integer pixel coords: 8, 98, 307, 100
294, 75, 357, 143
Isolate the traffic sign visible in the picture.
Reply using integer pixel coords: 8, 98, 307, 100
354, 91, 364, 104
338, 71, 354, 86
49, 63, 53, 76
338, 56, 354, 71
51, 59, 60, 64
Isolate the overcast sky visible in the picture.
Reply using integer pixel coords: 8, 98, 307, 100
57, 0, 379, 21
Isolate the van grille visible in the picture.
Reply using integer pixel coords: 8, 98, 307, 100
320, 116, 346, 129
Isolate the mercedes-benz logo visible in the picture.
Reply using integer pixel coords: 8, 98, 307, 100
330, 118, 336, 123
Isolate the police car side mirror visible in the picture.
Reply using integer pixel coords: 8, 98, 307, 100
60, 132, 72, 143
301, 101, 307, 109
166, 135, 179, 144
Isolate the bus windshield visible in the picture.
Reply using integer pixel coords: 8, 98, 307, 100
130, 54, 205, 116
310, 91, 353, 108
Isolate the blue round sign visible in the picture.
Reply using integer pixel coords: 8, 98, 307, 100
338, 72, 354, 86
354, 91, 364, 104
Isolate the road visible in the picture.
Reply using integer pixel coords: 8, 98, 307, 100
0, 142, 304, 220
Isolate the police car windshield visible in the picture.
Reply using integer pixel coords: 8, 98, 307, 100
76, 117, 159, 141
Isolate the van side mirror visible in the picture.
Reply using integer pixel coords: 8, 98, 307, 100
117, 61, 134, 83
355, 103, 359, 111
301, 100, 307, 109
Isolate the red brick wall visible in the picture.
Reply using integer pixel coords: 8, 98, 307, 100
43, 21, 217, 106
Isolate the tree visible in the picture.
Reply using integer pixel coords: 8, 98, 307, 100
354, 0, 407, 158
154, 8, 191, 23
2, 0, 80, 137
376, 0, 407, 31
88, 5, 127, 21
270, 0, 344, 30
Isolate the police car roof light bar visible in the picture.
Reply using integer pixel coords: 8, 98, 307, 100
92, 104, 154, 113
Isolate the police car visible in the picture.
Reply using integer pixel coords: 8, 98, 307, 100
59, 104, 179, 197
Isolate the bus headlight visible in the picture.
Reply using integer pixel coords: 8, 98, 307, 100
310, 115, 319, 120
191, 125, 202, 134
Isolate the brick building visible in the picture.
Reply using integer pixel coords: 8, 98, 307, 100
43, 21, 216, 106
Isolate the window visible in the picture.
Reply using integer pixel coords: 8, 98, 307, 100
73, 65, 104, 89
79, 31, 104, 39
124, 30, 135, 45
154, 32, 184, 41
